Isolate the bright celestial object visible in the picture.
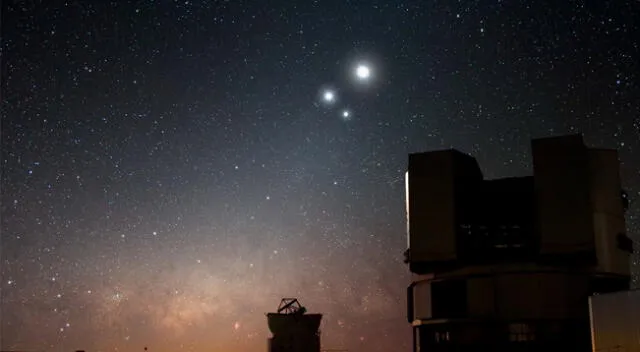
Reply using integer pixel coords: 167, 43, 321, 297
342, 110, 350, 119
355, 64, 371, 80
323, 90, 336, 102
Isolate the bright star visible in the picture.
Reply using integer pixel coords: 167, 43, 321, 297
323, 90, 335, 102
355, 64, 371, 80
342, 110, 351, 119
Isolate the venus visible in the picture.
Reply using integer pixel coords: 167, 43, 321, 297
355, 64, 371, 80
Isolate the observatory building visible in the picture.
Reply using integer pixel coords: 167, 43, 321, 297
404, 134, 633, 351
267, 298, 322, 352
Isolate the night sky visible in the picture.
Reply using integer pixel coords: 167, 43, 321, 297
1, 1, 639, 352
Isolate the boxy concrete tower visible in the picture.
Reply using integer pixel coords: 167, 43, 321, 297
267, 298, 322, 352
405, 135, 633, 351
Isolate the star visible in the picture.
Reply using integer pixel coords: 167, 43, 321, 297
342, 110, 351, 120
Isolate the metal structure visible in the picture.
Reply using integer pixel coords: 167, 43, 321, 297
277, 298, 307, 315
267, 298, 322, 352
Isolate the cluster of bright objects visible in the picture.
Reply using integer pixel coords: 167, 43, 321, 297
321, 63, 372, 120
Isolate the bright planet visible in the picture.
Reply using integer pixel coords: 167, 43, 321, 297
323, 90, 336, 102
355, 64, 371, 79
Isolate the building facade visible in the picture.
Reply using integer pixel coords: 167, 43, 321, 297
404, 135, 633, 351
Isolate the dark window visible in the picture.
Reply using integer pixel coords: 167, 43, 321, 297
431, 280, 467, 318
457, 222, 536, 263
455, 177, 537, 264
509, 323, 535, 342
417, 326, 453, 348
435, 331, 451, 343
590, 276, 629, 294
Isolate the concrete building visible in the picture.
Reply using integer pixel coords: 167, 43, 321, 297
267, 298, 322, 352
404, 134, 633, 351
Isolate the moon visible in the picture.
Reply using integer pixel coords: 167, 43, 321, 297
355, 64, 371, 80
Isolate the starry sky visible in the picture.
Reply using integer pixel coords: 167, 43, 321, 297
1, 1, 639, 352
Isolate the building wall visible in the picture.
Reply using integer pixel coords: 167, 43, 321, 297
410, 270, 595, 351
532, 135, 596, 258
588, 149, 629, 276
406, 135, 631, 275
405, 135, 632, 352
410, 267, 594, 323
407, 151, 461, 265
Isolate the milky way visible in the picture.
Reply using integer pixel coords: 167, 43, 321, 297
2, 1, 639, 352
